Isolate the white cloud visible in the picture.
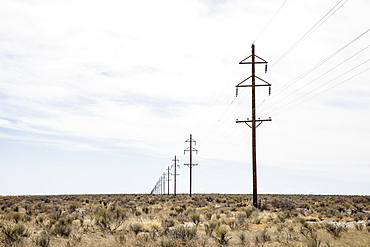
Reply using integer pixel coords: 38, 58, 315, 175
1, 0, 370, 194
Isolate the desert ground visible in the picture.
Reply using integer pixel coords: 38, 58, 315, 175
0, 194, 369, 246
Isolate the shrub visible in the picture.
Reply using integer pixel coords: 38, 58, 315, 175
159, 237, 175, 247
324, 223, 346, 239
205, 212, 213, 221
35, 231, 51, 247
50, 207, 63, 221
142, 207, 150, 214
175, 207, 184, 214
214, 225, 231, 245
130, 223, 143, 235
162, 219, 175, 232
245, 207, 254, 218
11, 212, 22, 223
300, 224, 321, 247
271, 198, 296, 211
204, 221, 218, 237
238, 232, 247, 245
1, 223, 29, 246
69, 201, 79, 212
94, 206, 127, 232
354, 223, 364, 231
189, 212, 200, 225
169, 226, 197, 241
52, 221, 72, 237
255, 227, 271, 244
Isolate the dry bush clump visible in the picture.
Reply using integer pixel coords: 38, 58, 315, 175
0, 194, 369, 246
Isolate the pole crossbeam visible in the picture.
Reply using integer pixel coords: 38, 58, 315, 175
236, 44, 272, 208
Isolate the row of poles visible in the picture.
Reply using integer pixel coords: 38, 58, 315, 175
150, 134, 198, 197
151, 44, 271, 207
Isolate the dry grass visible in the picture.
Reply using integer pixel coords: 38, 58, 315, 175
0, 194, 369, 246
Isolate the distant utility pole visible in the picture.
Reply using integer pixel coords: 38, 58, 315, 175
184, 134, 198, 197
167, 166, 171, 195
162, 172, 166, 195
236, 44, 271, 208
158, 179, 161, 194
172, 156, 180, 196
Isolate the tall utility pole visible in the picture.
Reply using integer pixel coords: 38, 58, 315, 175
171, 156, 180, 196
167, 166, 171, 195
236, 44, 271, 208
184, 134, 198, 197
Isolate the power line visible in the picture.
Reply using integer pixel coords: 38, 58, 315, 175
257, 41, 370, 116
273, 45, 370, 105
270, 0, 348, 70
273, 67, 370, 117
191, 66, 240, 134
189, 0, 353, 173
254, 0, 288, 43
196, 1, 351, 153
269, 60, 370, 116
267, 28, 370, 100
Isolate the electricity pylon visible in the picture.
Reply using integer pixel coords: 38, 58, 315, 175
184, 134, 198, 197
171, 156, 180, 196
236, 44, 271, 208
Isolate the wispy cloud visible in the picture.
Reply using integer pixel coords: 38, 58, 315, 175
1, 0, 370, 194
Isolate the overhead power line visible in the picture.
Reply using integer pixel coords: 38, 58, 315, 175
271, 28, 370, 98
270, 0, 348, 70
254, 0, 288, 43
269, 60, 370, 116
255, 28, 370, 116
195, 1, 351, 156
273, 67, 370, 117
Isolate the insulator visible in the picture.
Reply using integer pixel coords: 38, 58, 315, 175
236, 88, 238, 97
265, 64, 268, 73
268, 86, 271, 96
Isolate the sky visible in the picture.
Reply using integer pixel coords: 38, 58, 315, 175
0, 0, 369, 195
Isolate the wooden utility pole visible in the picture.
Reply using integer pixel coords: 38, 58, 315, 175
167, 166, 171, 195
172, 156, 180, 196
236, 44, 271, 208
162, 172, 166, 195
184, 134, 198, 197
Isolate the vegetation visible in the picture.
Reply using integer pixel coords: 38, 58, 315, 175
0, 194, 369, 246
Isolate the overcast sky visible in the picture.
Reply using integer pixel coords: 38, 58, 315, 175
1, 0, 369, 195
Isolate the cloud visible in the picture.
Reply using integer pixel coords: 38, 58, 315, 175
1, 0, 370, 194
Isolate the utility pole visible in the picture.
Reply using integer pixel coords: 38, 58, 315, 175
167, 166, 171, 195
236, 44, 271, 208
158, 179, 161, 194
171, 156, 180, 196
162, 172, 166, 195
184, 134, 198, 197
